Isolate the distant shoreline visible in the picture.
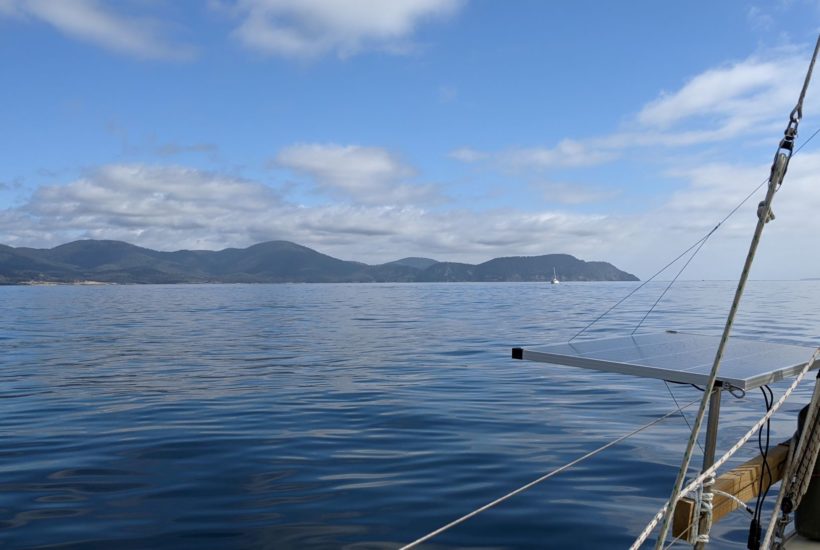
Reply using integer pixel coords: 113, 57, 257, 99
1, 239, 640, 284
17, 280, 116, 286
8, 279, 637, 286
6, 279, 817, 287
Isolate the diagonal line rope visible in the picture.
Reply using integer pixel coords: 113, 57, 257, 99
635, 124, 820, 468
398, 115, 820, 550
663, 521, 694, 550
761, 370, 820, 548
569, 124, 820, 343
631, 234, 713, 335
399, 398, 701, 550
630, 348, 819, 550
568, 231, 716, 342
654, 37, 820, 547
661, 381, 704, 454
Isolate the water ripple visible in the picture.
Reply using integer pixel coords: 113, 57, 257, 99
0, 281, 817, 548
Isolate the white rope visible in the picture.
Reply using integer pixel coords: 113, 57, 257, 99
761, 435, 798, 549
788, 373, 820, 504
712, 489, 753, 515
655, 36, 820, 547
695, 475, 715, 544
399, 399, 700, 550
630, 348, 819, 550
655, 152, 789, 549
762, 369, 820, 549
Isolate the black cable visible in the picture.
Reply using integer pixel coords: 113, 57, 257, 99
757, 386, 771, 508
665, 381, 710, 392
664, 381, 707, 392
749, 385, 774, 549
760, 386, 774, 507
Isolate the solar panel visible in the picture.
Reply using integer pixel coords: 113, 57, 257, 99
512, 331, 817, 390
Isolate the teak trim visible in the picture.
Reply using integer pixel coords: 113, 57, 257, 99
672, 443, 790, 541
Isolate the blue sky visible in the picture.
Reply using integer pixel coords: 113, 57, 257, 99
1, 0, 820, 279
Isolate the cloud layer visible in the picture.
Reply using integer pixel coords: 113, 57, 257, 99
275, 143, 441, 204
0, 162, 629, 265
5, 146, 820, 279
227, 0, 464, 58
0, 0, 463, 60
0, 0, 192, 59
452, 50, 820, 170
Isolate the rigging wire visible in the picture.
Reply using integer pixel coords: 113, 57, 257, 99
398, 76, 820, 550
660, 378, 749, 457
568, 230, 717, 342
629, 348, 819, 550
662, 381, 704, 454
401, 124, 820, 547
652, 37, 819, 548
395, 135, 820, 550
663, 521, 694, 550
569, 123, 820, 343
399, 398, 701, 550
631, 234, 712, 335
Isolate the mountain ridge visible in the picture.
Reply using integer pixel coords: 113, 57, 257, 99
0, 240, 639, 284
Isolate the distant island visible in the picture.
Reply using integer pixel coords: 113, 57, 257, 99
0, 240, 639, 284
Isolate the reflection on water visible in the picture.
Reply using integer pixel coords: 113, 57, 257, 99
1, 281, 818, 548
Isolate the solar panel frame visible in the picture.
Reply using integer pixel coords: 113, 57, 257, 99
513, 331, 817, 391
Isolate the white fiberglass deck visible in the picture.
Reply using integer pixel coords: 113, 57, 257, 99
512, 331, 817, 391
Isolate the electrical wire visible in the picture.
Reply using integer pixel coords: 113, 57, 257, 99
749, 385, 774, 549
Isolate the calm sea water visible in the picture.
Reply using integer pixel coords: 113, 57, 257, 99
1, 281, 818, 549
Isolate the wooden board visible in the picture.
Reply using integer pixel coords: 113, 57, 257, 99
672, 443, 790, 541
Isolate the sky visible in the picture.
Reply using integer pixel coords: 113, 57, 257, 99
1, 0, 820, 280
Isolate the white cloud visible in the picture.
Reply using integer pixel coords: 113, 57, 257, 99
0, 163, 632, 266
2, 0, 192, 59
225, 0, 464, 58
448, 147, 485, 163
452, 48, 819, 172
747, 6, 775, 30
660, 151, 820, 239
533, 181, 620, 205
613, 150, 820, 280
3, 157, 818, 278
499, 139, 619, 170
275, 143, 441, 205
625, 47, 820, 149
637, 56, 804, 130
449, 139, 618, 172
10, 165, 282, 249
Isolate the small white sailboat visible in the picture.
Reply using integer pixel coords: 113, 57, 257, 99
551, 267, 559, 284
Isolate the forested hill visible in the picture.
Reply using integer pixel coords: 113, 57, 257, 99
0, 240, 639, 284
